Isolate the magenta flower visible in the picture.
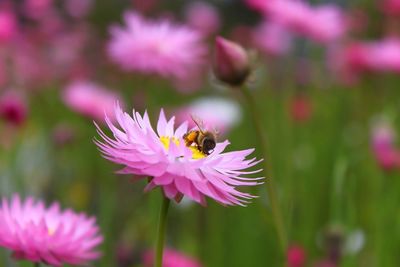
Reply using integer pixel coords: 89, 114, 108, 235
0, 195, 103, 266
252, 22, 292, 57
63, 80, 123, 122
381, 0, 400, 16
184, 1, 220, 36
247, 0, 346, 44
108, 11, 207, 86
0, 9, 17, 43
95, 104, 262, 206
371, 122, 400, 171
0, 91, 27, 126
287, 244, 307, 267
143, 248, 202, 267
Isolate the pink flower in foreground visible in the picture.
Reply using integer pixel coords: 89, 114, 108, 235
0, 91, 28, 126
63, 81, 123, 122
0, 195, 103, 266
108, 11, 207, 86
143, 248, 202, 267
247, 0, 346, 44
95, 104, 262, 206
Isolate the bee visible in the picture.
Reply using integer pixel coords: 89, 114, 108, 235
183, 116, 218, 155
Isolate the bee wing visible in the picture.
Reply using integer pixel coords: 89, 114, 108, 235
190, 114, 206, 133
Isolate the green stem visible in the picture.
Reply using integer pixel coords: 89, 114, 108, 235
240, 87, 288, 254
154, 194, 171, 267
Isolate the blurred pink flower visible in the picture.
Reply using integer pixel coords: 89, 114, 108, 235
63, 81, 123, 122
253, 22, 292, 57
95, 104, 263, 206
287, 244, 307, 267
184, 1, 220, 36
381, 0, 400, 16
247, 0, 346, 44
64, 0, 94, 18
175, 97, 242, 135
0, 195, 103, 266
143, 248, 202, 267
108, 11, 207, 87
0, 91, 27, 126
331, 38, 400, 82
0, 9, 17, 43
371, 122, 400, 171
290, 95, 312, 123
23, 0, 54, 19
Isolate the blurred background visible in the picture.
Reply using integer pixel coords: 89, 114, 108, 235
0, 0, 399, 266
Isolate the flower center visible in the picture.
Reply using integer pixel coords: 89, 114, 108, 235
160, 136, 205, 159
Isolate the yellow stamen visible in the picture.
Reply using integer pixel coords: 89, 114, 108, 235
160, 136, 206, 159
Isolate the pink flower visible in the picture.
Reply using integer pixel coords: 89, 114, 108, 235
143, 248, 202, 267
0, 91, 28, 126
64, 0, 94, 18
331, 38, 400, 82
184, 1, 220, 36
287, 245, 306, 267
108, 11, 207, 87
63, 81, 123, 122
381, 0, 400, 16
290, 95, 312, 123
0, 195, 103, 266
23, 0, 54, 19
0, 9, 17, 43
175, 97, 242, 135
371, 122, 400, 171
247, 0, 346, 44
95, 104, 263, 206
252, 22, 292, 57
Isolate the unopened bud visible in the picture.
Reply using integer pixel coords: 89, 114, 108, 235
213, 37, 250, 86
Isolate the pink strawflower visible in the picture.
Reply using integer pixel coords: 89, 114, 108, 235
247, 0, 346, 44
253, 22, 292, 57
95, 104, 262, 206
0, 91, 28, 126
175, 97, 242, 135
184, 1, 220, 36
143, 248, 202, 267
0, 195, 103, 266
108, 11, 207, 86
287, 244, 307, 267
63, 81, 123, 122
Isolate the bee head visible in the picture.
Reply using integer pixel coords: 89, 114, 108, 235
201, 135, 216, 155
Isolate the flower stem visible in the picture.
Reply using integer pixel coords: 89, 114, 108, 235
240, 87, 288, 253
154, 194, 171, 267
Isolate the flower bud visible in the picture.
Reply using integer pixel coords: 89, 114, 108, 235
213, 37, 250, 86
0, 91, 27, 126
